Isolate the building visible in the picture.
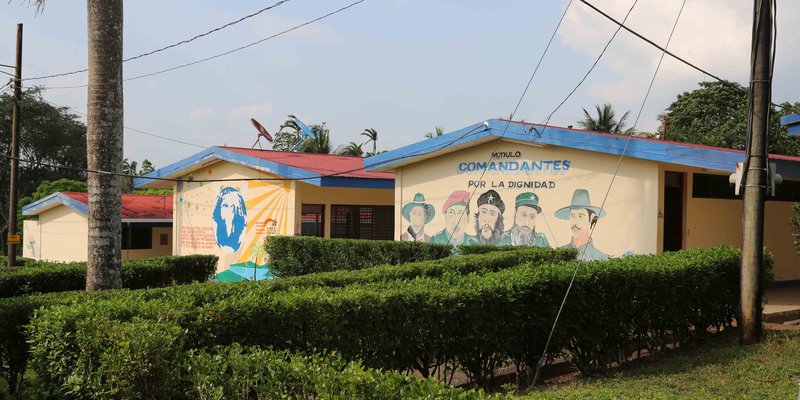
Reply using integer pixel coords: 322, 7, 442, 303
365, 119, 800, 283
22, 192, 173, 262
135, 146, 394, 275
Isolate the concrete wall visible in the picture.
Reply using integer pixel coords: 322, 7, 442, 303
122, 226, 173, 260
394, 140, 661, 259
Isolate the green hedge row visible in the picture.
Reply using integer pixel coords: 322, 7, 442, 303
0, 256, 34, 267
265, 236, 454, 277
1, 248, 568, 395
0, 255, 218, 298
27, 247, 755, 394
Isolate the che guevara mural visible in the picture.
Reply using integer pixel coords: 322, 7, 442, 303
399, 142, 658, 260
176, 174, 291, 279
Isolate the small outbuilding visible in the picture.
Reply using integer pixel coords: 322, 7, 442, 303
366, 119, 800, 283
135, 147, 395, 275
22, 192, 173, 262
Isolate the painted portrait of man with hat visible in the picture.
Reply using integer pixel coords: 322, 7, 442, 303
431, 190, 477, 245
473, 189, 505, 245
556, 188, 609, 261
499, 192, 550, 247
401, 192, 434, 242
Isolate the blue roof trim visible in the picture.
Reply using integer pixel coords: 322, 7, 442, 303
364, 119, 783, 176
781, 114, 800, 137
135, 147, 392, 189
22, 192, 89, 217
320, 176, 394, 189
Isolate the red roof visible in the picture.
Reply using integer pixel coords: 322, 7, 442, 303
221, 147, 395, 180
63, 192, 172, 220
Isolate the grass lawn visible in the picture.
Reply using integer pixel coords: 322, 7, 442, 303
522, 330, 800, 399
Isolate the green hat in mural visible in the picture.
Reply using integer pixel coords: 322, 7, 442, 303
514, 192, 541, 213
555, 188, 606, 220
402, 193, 435, 224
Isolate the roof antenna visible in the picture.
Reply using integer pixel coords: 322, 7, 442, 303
250, 118, 274, 149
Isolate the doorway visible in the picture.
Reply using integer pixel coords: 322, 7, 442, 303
663, 171, 685, 252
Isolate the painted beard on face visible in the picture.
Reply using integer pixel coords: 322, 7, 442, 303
511, 224, 536, 246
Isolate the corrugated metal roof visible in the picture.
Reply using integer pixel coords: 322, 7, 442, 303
221, 147, 395, 180
62, 192, 172, 220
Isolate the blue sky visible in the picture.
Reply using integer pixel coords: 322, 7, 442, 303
1, 0, 799, 168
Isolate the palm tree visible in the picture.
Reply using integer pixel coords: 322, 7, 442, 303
341, 142, 364, 157
301, 125, 333, 154
361, 128, 378, 155
577, 104, 630, 134
84, 0, 124, 290
425, 126, 445, 139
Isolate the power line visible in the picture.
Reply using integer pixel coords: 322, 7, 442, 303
444, 0, 574, 246
23, 0, 294, 82
41, 98, 209, 149
0, 123, 488, 184
39, 0, 367, 90
533, 0, 685, 386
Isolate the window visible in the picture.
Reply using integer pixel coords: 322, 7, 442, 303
122, 227, 152, 250
693, 173, 800, 202
301, 204, 325, 237
160, 233, 169, 246
330, 205, 394, 240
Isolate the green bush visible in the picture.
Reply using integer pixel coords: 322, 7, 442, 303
265, 236, 453, 277
0, 256, 34, 267
1, 248, 569, 395
27, 247, 757, 394
184, 344, 494, 400
0, 255, 218, 298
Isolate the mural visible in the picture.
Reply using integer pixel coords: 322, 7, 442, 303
399, 145, 645, 261
177, 168, 291, 279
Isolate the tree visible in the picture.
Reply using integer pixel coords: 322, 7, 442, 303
425, 126, 444, 139
659, 80, 800, 156
301, 125, 332, 154
577, 103, 630, 133
121, 158, 157, 193
341, 142, 364, 157
361, 128, 378, 155
0, 87, 87, 254
84, 0, 125, 290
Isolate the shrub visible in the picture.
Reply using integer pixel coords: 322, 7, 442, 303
28, 247, 758, 393
0, 256, 34, 267
1, 248, 569, 395
0, 255, 218, 298
265, 236, 453, 277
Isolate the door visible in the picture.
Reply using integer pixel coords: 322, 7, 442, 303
663, 171, 685, 252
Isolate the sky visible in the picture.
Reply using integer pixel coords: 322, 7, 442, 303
1, 0, 799, 169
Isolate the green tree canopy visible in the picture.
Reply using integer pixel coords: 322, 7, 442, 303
577, 103, 631, 134
660, 81, 800, 156
341, 142, 364, 157
425, 126, 444, 139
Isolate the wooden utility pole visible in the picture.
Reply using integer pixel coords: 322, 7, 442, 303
740, 0, 772, 345
7, 24, 22, 268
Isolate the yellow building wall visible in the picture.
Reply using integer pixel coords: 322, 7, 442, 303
122, 226, 173, 260
32, 205, 89, 262
22, 219, 41, 259
395, 140, 660, 258
174, 161, 293, 273
294, 182, 394, 237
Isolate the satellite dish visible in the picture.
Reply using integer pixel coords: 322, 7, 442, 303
250, 118, 273, 149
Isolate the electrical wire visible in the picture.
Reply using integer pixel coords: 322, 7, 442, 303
41, 98, 208, 149
23, 0, 294, 82
443, 0, 574, 246
39, 0, 367, 90
532, 0, 684, 385
0, 124, 488, 185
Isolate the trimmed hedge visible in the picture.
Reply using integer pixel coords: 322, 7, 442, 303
0, 256, 33, 267
1, 248, 569, 395
27, 247, 759, 394
0, 255, 218, 298
265, 236, 454, 277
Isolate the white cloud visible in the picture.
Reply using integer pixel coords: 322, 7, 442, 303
188, 106, 215, 121
227, 102, 274, 120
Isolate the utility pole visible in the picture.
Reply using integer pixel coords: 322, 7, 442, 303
740, 0, 772, 345
7, 24, 22, 268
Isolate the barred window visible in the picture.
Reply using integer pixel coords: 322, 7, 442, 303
330, 205, 394, 240
300, 204, 325, 237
